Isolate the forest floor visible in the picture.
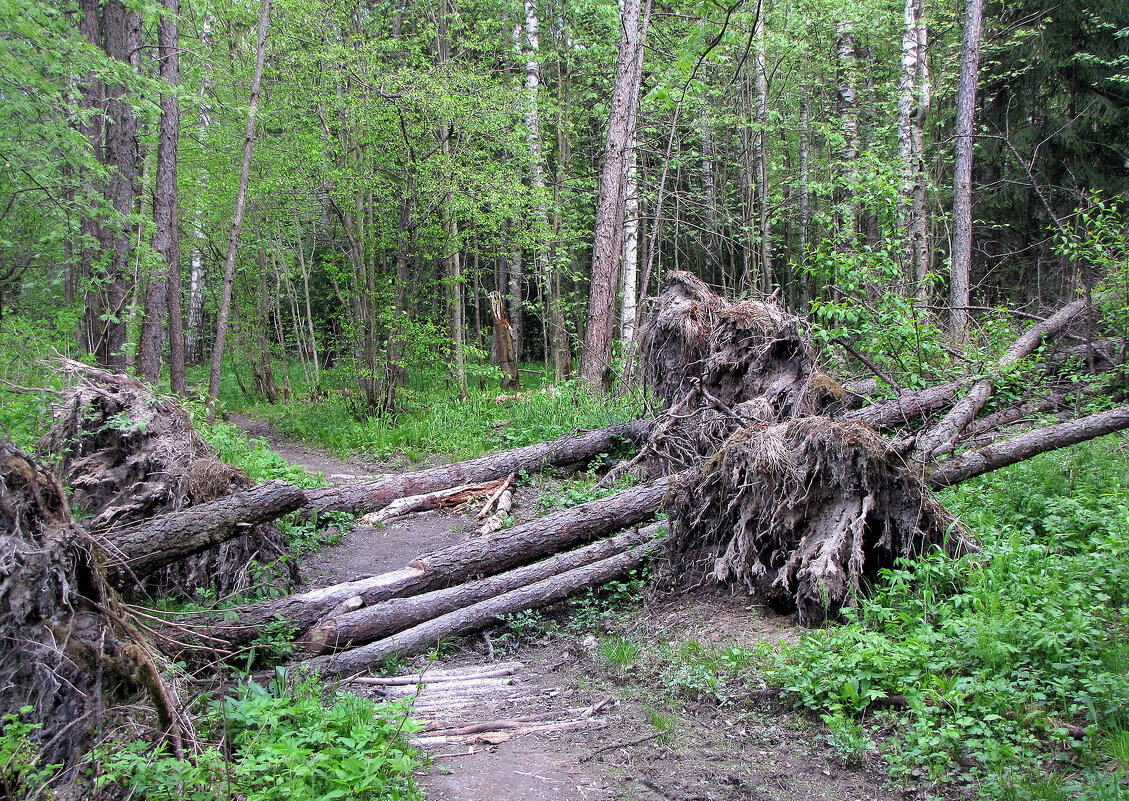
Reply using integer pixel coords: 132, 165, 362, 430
233, 415, 922, 801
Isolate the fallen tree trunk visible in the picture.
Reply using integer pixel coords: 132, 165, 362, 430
927, 404, 1129, 488
105, 480, 307, 580
913, 298, 1090, 459
304, 523, 662, 653
202, 476, 680, 647
304, 418, 652, 517
308, 544, 655, 675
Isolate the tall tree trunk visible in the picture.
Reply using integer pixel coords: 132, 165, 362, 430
754, 0, 772, 293
798, 97, 811, 306
522, 0, 551, 373
78, 0, 105, 360
437, 0, 467, 400
621, 133, 640, 349
895, 0, 919, 283
186, 12, 214, 365
99, 0, 142, 371
949, 0, 983, 340
835, 20, 859, 253
579, 0, 651, 386
911, 0, 932, 299
206, 0, 271, 418
140, 0, 184, 391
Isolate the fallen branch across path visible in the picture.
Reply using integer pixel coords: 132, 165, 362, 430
307, 543, 658, 675
356, 478, 508, 527
304, 524, 662, 653
106, 480, 307, 580
305, 419, 652, 517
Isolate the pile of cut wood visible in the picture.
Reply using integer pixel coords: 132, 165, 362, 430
3, 272, 1126, 773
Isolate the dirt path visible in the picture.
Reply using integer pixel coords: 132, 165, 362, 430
236, 417, 912, 801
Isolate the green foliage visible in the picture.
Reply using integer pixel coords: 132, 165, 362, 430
598, 634, 642, 674
764, 436, 1129, 795
655, 638, 762, 705
94, 670, 422, 801
193, 415, 322, 488
820, 711, 874, 765
1, 707, 58, 801
216, 362, 644, 463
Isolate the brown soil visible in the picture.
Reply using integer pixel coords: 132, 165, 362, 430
236, 417, 918, 801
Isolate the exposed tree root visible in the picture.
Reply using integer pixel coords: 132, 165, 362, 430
664, 418, 970, 625
45, 360, 295, 597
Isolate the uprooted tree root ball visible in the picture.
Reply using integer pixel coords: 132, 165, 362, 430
44, 360, 295, 597
632, 272, 847, 477
664, 417, 970, 625
0, 439, 192, 772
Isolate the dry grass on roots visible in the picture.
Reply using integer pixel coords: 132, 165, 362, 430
45, 360, 295, 598
665, 418, 964, 626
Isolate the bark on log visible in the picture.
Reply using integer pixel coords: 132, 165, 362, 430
204, 475, 678, 647
842, 380, 962, 429
106, 480, 307, 579
914, 298, 1089, 458
304, 524, 662, 653
304, 418, 652, 517
927, 404, 1129, 488
308, 544, 654, 675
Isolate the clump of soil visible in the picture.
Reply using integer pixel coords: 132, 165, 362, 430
45, 360, 294, 597
665, 417, 964, 625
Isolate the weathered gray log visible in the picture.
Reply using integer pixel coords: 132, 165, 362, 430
304, 523, 663, 653
305, 418, 653, 517
843, 380, 962, 429
107, 480, 307, 579
927, 404, 1129, 488
308, 544, 654, 675
913, 297, 1090, 459
205, 475, 679, 647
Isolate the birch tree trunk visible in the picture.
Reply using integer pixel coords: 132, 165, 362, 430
206, 0, 271, 418
621, 133, 640, 349
949, 0, 983, 340
911, 0, 932, 298
895, 0, 919, 281
186, 10, 212, 366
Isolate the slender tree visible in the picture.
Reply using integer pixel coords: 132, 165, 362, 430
139, 0, 184, 391
949, 0, 984, 339
207, 0, 271, 417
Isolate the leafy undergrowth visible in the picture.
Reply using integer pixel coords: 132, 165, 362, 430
767, 435, 1129, 799
92, 670, 422, 801
209, 361, 646, 462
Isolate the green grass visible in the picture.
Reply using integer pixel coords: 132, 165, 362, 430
203, 358, 645, 462
764, 434, 1129, 798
